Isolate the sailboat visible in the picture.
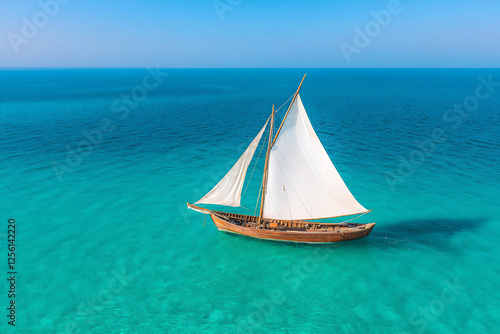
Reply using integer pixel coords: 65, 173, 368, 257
187, 74, 375, 243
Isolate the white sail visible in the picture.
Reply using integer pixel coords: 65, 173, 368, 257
263, 94, 368, 220
195, 120, 268, 207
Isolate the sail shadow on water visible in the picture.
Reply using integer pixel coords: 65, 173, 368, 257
368, 218, 486, 250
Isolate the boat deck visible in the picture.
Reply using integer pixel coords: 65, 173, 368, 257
187, 203, 375, 243
218, 212, 363, 232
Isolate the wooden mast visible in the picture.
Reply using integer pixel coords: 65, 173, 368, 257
258, 104, 275, 227
258, 74, 306, 227
271, 73, 306, 147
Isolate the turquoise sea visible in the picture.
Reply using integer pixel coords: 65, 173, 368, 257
1, 69, 499, 334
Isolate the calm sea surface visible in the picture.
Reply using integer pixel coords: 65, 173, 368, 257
1, 69, 499, 333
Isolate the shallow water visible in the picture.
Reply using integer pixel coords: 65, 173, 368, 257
1, 68, 499, 333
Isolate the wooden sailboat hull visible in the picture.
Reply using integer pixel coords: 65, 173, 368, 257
210, 213, 375, 244
188, 76, 376, 244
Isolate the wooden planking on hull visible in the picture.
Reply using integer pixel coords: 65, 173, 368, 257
210, 213, 375, 244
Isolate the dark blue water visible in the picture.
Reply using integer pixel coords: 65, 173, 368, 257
1, 69, 499, 333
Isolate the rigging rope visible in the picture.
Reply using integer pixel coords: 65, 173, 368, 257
254, 178, 263, 217
243, 93, 294, 215
340, 211, 370, 223
241, 115, 271, 200
275, 94, 294, 115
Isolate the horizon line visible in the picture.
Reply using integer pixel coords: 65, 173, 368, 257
0, 67, 498, 70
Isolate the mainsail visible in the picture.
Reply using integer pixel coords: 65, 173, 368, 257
195, 120, 269, 207
263, 94, 368, 220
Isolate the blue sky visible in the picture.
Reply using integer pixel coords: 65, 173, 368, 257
0, 0, 499, 68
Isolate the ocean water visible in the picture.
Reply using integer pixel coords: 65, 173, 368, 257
1, 68, 499, 334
